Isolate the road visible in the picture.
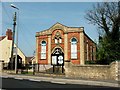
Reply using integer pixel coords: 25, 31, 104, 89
1, 77, 119, 89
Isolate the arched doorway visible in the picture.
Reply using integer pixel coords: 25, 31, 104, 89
51, 48, 64, 73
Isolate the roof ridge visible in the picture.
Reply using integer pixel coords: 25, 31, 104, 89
0, 36, 6, 41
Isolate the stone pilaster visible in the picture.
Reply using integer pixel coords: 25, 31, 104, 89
93, 45, 96, 61
48, 35, 51, 64
64, 33, 68, 61
36, 37, 39, 64
87, 43, 89, 61
80, 32, 85, 65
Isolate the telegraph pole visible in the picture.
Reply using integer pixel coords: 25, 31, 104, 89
118, 1, 120, 18
10, 4, 19, 73
118, 1, 120, 15
118, 1, 120, 26
10, 12, 17, 70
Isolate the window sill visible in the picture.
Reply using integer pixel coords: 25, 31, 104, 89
40, 59, 46, 60
71, 58, 78, 60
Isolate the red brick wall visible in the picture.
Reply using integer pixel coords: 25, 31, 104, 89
68, 32, 80, 64
37, 29, 96, 65
51, 29, 64, 52
84, 34, 96, 61
38, 35, 48, 64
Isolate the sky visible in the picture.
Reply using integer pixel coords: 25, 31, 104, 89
1, 1, 101, 57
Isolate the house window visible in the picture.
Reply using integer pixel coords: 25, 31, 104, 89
41, 41, 46, 59
71, 38, 77, 59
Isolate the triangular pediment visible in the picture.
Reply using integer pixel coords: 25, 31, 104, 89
49, 22, 67, 31
36, 22, 84, 36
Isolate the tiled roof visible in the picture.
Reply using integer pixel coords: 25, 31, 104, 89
26, 57, 33, 62
0, 36, 6, 41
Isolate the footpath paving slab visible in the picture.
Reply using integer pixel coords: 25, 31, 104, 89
1, 72, 120, 88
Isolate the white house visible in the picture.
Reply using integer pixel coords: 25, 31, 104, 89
0, 29, 26, 65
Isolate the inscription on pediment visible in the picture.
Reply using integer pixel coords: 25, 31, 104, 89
51, 25, 64, 30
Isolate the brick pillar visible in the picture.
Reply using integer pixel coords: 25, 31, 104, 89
48, 35, 51, 64
64, 32, 68, 61
116, 61, 120, 81
6, 29, 12, 40
93, 45, 96, 61
64, 60, 71, 78
118, 61, 120, 81
80, 32, 85, 65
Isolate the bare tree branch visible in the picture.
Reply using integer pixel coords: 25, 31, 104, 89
85, 2, 120, 41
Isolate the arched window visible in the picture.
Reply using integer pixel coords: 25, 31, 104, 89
54, 31, 62, 44
41, 41, 46, 59
86, 40, 89, 61
71, 38, 77, 59
55, 37, 58, 44
59, 37, 62, 43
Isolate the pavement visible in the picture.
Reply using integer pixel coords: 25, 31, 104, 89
0, 72, 120, 88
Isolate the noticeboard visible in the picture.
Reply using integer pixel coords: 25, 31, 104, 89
52, 56, 57, 65
51, 48, 64, 66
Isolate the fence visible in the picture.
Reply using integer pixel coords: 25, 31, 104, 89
2, 63, 65, 74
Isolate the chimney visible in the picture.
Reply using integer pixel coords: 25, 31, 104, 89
6, 29, 12, 40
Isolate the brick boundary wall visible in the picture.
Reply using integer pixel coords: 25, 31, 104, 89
64, 61, 120, 81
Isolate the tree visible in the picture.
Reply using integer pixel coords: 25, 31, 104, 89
96, 36, 120, 64
85, 2, 120, 64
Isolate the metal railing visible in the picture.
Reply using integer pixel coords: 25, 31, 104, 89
2, 63, 65, 74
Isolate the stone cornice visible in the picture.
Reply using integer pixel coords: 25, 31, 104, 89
36, 23, 84, 36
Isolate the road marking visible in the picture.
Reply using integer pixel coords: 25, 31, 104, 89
1, 76, 8, 78
14, 78, 23, 80
51, 81, 66, 84
28, 79, 41, 82
0, 76, 3, 78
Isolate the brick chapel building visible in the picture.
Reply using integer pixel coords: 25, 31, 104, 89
35, 22, 96, 66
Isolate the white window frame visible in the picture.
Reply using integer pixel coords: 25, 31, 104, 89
55, 38, 58, 44
71, 38, 77, 59
59, 38, 62, 43
41, 41, 46, 59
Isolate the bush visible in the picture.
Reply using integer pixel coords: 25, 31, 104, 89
85, 60, 96, 64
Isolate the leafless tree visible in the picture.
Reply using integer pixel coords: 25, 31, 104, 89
85, 2, 120, 41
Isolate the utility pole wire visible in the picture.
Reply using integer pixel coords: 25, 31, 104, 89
2, 3, 11, 21
17, 19, 35, 50
19, 27, 35, 51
